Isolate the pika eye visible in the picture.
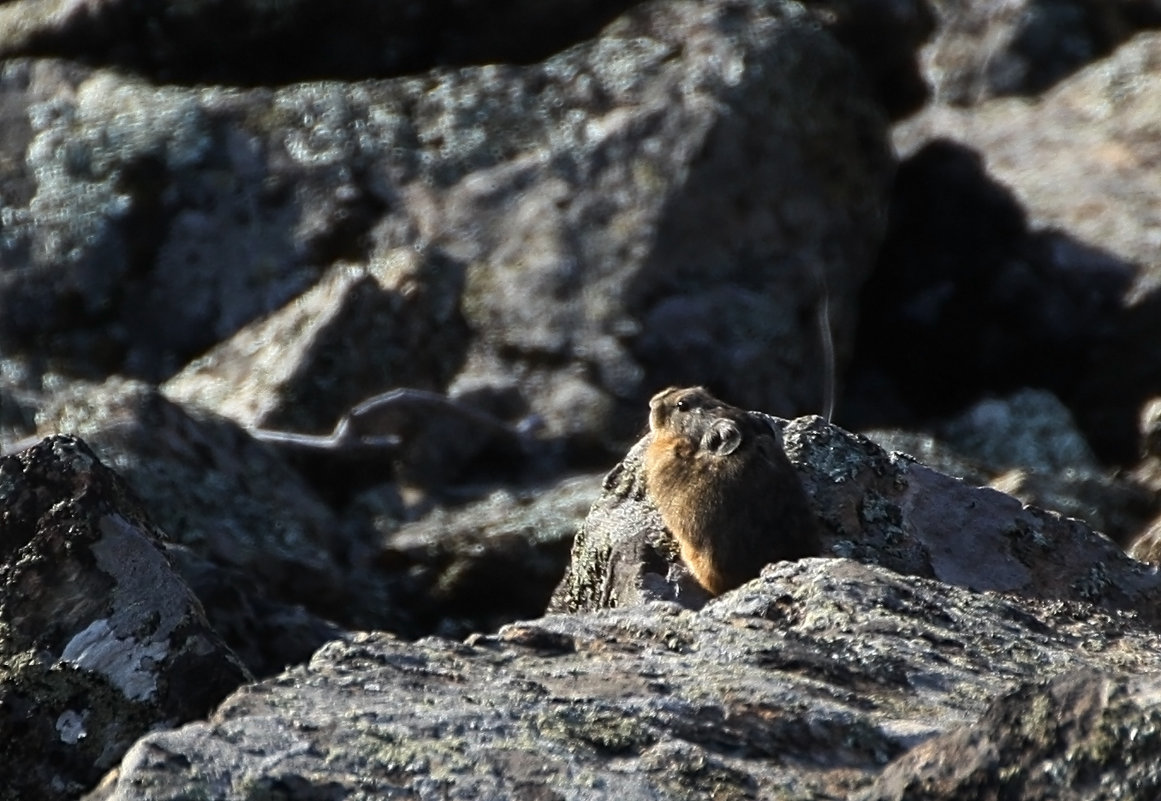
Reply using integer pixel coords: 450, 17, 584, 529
675, 397, 690, 411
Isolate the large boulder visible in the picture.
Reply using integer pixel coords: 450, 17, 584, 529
2, 0, 895, 458
88, 558, 1161, 799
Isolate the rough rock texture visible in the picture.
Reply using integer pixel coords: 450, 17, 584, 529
863, 670, 1161, 801
920, 0, 1161, 105
934, 390, 1159, 546
163, 250, 470, 437
31, 377, 397, 654
1, 0, 894, 455
887, 32, 1161, 461
0, 436, 249, 801
380, 475, 602, 639
865, 412, 1159, 553
89, 558, 1161, 800
552, 413, 1161, 623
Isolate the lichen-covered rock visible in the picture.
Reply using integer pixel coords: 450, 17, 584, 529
87, 558, 1161, 800
0, 435, 249, 801
919, 0, 1161, 105
33, 377, 401, 645
1, 0, 894, 457
553, 412, 1161, 624
862, 670, 1161, 801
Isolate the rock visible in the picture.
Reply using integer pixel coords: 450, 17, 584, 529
0, 356, 42, 449
862, 670, 1161, 801
553, 412, 1161, 624
87, 558, 1161, 799
1, 0, 894, 458
841, 139, 1134, 454
861, 429, 992, 486
803, 0, 937, 118
163, 249, 470, 437
380, 474, 603, 638
0, 435, 249, 801
1129, 526, 1161, 565
33, 377, 401, 643
0, 60, 327, 380
920, 0, 1161, 105
891, 33, 1161, 461
939, 389, 1099, 473
0, 0, 642, 84
987, 468, 1156, 551
864, 422, 1158, 551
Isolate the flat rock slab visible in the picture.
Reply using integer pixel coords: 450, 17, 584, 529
90, 558, 1161, 799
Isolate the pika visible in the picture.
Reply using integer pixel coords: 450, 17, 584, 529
643, 386, 820, 595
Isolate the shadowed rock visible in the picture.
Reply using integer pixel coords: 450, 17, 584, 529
0, 436, 249, 801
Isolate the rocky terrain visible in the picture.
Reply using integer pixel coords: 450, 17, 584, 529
4, 0, 1161, 798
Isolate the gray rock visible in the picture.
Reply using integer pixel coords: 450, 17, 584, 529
163, 248, 470, 438
32, 377, 401, 644
0, 435, 249, 801
865, 422, 1158, 550
863, 670, 1161, 801
0, 60, 325, 379
2, 0, 894, 456
553, 413, 1161, 624
940, 388, 1099, 473
381, 474, 604, 638
87, 558, 1161, 800
894, 32, 1161, 461
920, 0, 1161, 105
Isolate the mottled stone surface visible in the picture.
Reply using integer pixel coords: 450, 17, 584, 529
1, 0, 894, 457
890, 32, 1161, 461
920, 0, 1161, 105
88, 558, 1161, 800
0, 436, 248, 801
31, 378, 397, 661
863, 670, 1161, 801
553, 412, 1161, 625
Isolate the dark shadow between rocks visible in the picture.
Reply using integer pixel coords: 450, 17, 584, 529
842, 139, 1142, 463
5, 0, 644, 87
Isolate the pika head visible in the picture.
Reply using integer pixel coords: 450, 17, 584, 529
643, 385, 818, 595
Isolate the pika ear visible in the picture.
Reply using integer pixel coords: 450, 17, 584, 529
702, 419, 742, 456
756, 415, 784, 449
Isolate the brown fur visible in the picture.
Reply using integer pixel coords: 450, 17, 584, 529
643, 386, 820, 595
